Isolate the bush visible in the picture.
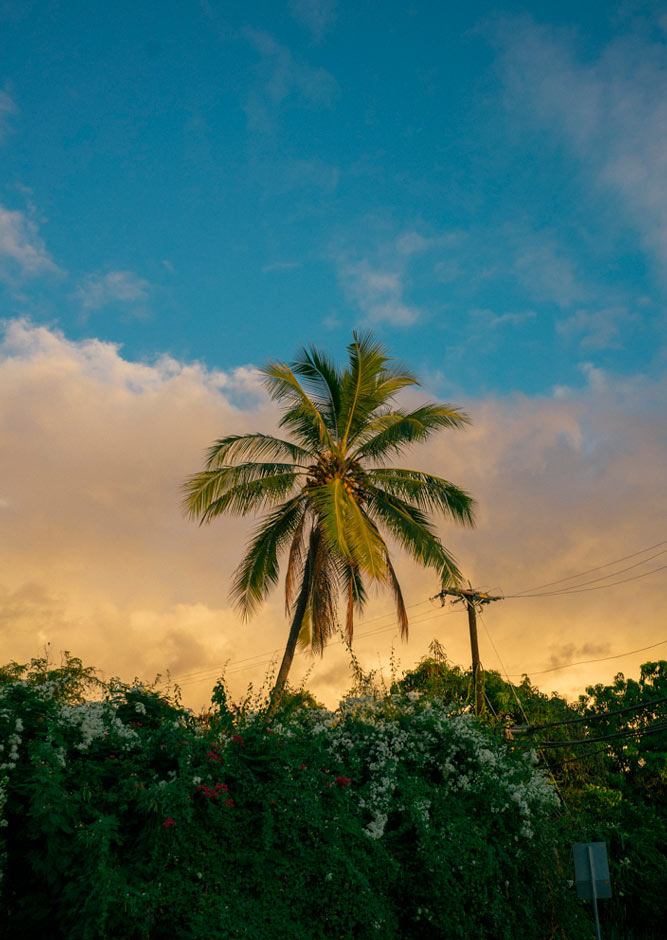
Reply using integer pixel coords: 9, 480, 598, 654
0, 656, 587, 939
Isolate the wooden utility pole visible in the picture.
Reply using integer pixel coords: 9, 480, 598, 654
432, 586, 503, 717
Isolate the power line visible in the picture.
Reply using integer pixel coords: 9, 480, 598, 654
505, 639, 667, 678
508, 562, 667, 599
560, 734, 667, 764
173, 539, 667, 691
510, 539, 667, 596
519, 695, 667, 734
507, 548, 667, 597
173, 599, 440, 688
537, 721, 667, 749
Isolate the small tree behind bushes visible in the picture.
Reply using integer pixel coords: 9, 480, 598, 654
3, 650, 653, 940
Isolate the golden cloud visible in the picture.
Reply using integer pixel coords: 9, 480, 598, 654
1, 321, 665, 709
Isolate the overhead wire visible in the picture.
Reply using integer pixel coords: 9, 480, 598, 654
537, 721, 667, 749
508, 562, 667, 598
173, 537, 667, 690
505, 639, 667, 678
560, 733, 667, 764
172, 599, 435, 684
520, 695, 667, 734
173, 599, 443, 688
510, 539, 667, 595
175, 605, 462, 689
509, 546, 667, 595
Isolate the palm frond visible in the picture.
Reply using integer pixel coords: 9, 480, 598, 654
308, 479, 388, 580
291, 345, 342, 439
342, 561, 367, 642
285, 509, 309, 615
230, 497, 304, 618
352, 404, 471, 462
365, 486, 463, 584
306, 527, 339, 654
385, 553, 409, 640
367, 468, 476, 525
339, 332, 419, 450
204, 433, 313, 467
182, 464, 303, 521
261, 361, 334, 450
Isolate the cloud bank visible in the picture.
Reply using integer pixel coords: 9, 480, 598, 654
1, 320, 665, 708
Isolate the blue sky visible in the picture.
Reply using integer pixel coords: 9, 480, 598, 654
2, 0, 666, 397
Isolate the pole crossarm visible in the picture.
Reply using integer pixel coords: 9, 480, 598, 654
432, 587, 504, 610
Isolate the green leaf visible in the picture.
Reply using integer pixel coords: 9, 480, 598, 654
261, 361, 334, 450
365, 486, 463, 583
353, 404, 471, 462
367, 468, 476, 525
204, 433, 313, 467
183, 464, 303, 520
309, 479, 388, 581
231, 498, 305, 618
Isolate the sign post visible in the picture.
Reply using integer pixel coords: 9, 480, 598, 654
573, 842, 611, 940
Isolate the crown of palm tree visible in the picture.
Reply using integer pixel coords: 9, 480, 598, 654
183, 332, 475, 701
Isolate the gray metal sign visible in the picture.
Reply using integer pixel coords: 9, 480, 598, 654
573, 842, 612, 900
573, 842, 611, 940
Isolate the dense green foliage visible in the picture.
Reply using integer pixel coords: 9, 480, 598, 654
398, 649, 667, 940
0, 654, 593, 940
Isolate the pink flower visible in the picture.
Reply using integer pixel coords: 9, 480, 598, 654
231, 734, 244, 746
299, 763, 306, 770
215, 782, 228, 792
162, 817, 176, 827
334, 775, 352, 788
224, 798, 235, 808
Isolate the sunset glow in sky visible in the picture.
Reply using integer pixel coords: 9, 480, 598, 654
1, 1, 666, 708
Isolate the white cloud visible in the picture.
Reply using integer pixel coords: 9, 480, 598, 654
333, 225, 450, 327
512, 229, 588, 307
557, 306, 638, 350
395, 231, 432, 256
0, 89, 17, 143
75, 270, 150, 312
0, 205, 60, 281
497, 16, 667, 268
339, 259, 421, 326
289, 0, 337, 42
243, 29, 338, 131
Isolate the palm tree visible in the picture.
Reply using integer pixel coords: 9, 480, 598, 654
183, 332, 475, 713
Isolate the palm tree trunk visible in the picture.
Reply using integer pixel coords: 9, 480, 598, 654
267, 545, 313, 718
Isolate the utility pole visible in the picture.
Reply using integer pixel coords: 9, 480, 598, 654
432, 586, 503, 717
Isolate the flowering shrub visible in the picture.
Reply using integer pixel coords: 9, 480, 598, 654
0, 656, 588, 939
